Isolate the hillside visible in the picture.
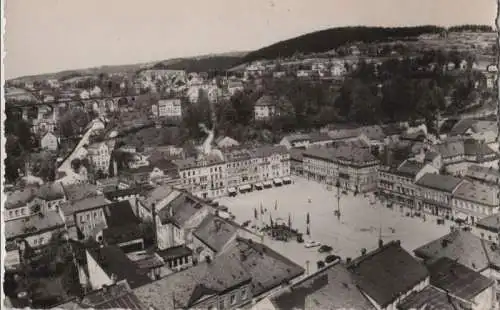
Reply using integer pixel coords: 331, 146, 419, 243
241, 26, 446, 63
156, 54, 246, 73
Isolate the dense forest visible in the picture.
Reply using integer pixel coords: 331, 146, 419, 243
153, 56, 243, 74
448, 24, 494, 33
241, 26, 446, 64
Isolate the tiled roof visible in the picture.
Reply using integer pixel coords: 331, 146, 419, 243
436, 141, 464, 159
133, 251, 251, 309
270, 262, 374, 310
428, 257, 494, 301
414, 230, 500, 272
60, 195, 109, 217
453, 182, 498, 207
88, 246, 151, 289
193, 214, 238, 252
79, 281, 148, 309
156, 245, 193, 261
347, 241, 429, 308
5, 211, 65, 241
398, 285, 471, 310
465, 165, 500, 185
416, 173, 464, 193
224, 238, 305, 297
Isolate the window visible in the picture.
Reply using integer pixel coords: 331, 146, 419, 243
241, 287, 248, 300
15, 210, 19, 216
9, 211, 13, 217
230, 294, 237, 305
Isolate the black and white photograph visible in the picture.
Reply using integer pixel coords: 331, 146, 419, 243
1, 0, 499, 309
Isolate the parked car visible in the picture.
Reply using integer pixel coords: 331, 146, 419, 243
318, 245, 333, 253
325, 254, 341, 263
304, 240, 321, 248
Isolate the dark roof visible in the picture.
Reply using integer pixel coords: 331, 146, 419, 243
270, 262, 374, 310
476, 213, 500, 233
224, 238, 305, 296
63, 183, 100, 201
465, 165, 500, 185
398, 285, 471, 310
79, 281, 147, 309
464, 139, 496, 157
134, 251, 251, 309
103, 224, 143, 246
416, 173, 464, 193
102, 200, 141, 228
428, 257, 494, 301
37, 182, 65, 201
88, 246, 151, 289
193, 214, 238, 252
156, 245, 193, 260
303, 145, 378, 167
289, 148, 304, 161
347, 241, 428, 308
449, 119, 477, 136
159, 192, 206, 226
396, 159, 425, 179
5, 211, 65, 241
414, 230, 500, 272
104, 185, 154, 201
5, 188, 38, 209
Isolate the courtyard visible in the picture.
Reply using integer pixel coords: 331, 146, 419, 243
216, 176, 452, 273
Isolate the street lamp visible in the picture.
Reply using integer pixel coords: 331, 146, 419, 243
335, 179, 341, 220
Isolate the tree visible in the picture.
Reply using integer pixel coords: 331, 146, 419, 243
71, 158, 82, 172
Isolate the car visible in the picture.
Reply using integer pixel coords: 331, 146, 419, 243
304, 240, 321, 248
318, 245, 333, 253
325, 254, 341, 263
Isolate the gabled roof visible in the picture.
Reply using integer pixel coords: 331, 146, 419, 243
102, 200, 141, 227
414, 230, 500, 272
428, 257, 494, 301
436, 141, 464, 158
60, 195, 109, 217
159, 192, 206, 226
133, 251, 251, 309
87, 246, 151, 289
255, 95, 275, 107
79, 281, 148, 309
193, 214, 238, 252
396, 159, 425, 179
140, 184, 179, 212
449, 119, 478, 135
416, 173, 464, 193
465, 165, 500, 185
398, 285, 471, 310
463, 139, 496, 157
477, 214, 500, 233
347, 241, 428, 308
270, 262, 373, 310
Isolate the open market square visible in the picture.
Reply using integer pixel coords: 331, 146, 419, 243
216, 176, 452, 272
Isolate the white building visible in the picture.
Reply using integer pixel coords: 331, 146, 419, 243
254, 95, 277, 121
88, 142, 111, 174
152, 99, 183, 119
40, 132, 59, 151
452, 182, 499, 225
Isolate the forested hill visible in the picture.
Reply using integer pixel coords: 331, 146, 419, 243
241, 26, 446, 63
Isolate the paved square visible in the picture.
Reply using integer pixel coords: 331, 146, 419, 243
216, 177, 451, 272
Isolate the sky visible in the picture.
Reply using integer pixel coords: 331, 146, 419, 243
4, 0, 497, 79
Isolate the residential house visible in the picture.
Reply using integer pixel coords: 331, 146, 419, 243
136, 184, 182, 221
5, 210, 66, 251
427, 257, 496, 310
122, 158, 180, 186
347, 241, 430, 310
40, 132, 58, 151
279, 132, 334, 150
37, 182, 66, 211
254, 95, 278, 121
452, 181, 499, 225
85, 245, 151, 291
95, 177, 131, 193
58, 195, 110, 240
5, 188, 45, 222
134, 252, 252, 310
126, 251, 169, 281
398, 284, 480, 310
466, 165, 500, 187
174, 154, 226, 199
215, 136, 240, 149
227, 79, 244, 96
253, 262, 374, 310
415, 173, 465, 217
378, 159, 439, 209
191, 214, 239, 262
414, 230, 500, 297
423, 151, 443, 171
151, 98, 183, 119
156, 245, 194, 273
62, 183, 101, 202
303, 145, 380, 192
88, 142, 111, 174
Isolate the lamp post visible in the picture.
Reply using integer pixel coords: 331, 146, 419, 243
335, 179, 341, 220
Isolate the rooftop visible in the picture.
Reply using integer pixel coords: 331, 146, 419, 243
347, 241, 429, 308
37, 182, 65, 201
133, 251, 251, 309
159, 192, 207, 227
476, 213, 500, 233
398, 285, 471, 310
416, 173, 464, 193
79, 280, 148, 309
127, 251, 165, 271
88, 245, 151, 289
396, 159, 425, 179
102, 200, 141, 228
453, 182, 498, 207
104, 185, 154, 201
156, 245, 193, 261
303, 145, 379, 166
414, 230, 500, 272
62, 183, 100, 201
5, 211, 65, 241
139, 184, 179, 212
5, 188, 38, 210
60, 195, 110, 217
193, 214, 239, 253
270, 262, 374, 310
428, 257, 494, 301
465, 165, 500, 185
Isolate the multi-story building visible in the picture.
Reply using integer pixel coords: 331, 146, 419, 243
303, 145, 380, 193
415, 173, 465, 217
174, 154, 226, 199
40, 131, 59, 151
151, 98, 183, 119
88, 142, 111, 174
451, 182, 499, 225
378, 160, 439, 209
254, 95, 277, 121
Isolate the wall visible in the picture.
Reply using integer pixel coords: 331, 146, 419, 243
85, 249, 113, 290
472, 285, 496, 310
